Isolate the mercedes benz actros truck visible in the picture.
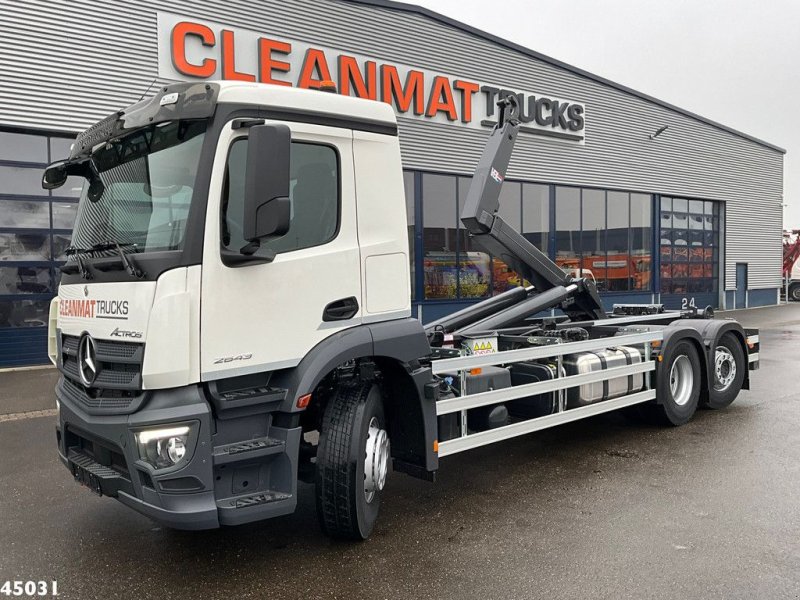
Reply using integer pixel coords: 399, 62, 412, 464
43, 81, 759, 540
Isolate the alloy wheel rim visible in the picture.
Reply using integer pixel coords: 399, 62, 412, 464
669, 355, 694, 406
364, 417, 390, 504
713, 346, 737, 392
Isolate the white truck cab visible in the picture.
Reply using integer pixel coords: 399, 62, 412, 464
45, 82, 759, 540
54, 82, 411, 387
47, 82, 430, 536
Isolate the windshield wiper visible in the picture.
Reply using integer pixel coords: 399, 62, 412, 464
62, 242, 144, 279
63, 246, 94, 280
90, 241, 144, 279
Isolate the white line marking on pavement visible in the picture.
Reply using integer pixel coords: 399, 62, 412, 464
0, 409, 58, 423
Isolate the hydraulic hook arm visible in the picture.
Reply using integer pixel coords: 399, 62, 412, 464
459, 95, 606, 324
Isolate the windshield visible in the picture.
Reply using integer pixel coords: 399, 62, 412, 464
69, 120, 206, 258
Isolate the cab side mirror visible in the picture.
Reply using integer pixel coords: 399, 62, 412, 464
42, 161, 69, 190
243, 124, 291, 250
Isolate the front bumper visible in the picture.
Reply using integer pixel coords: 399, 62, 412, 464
56, 380, 220, 530
57, 449, 220, 529
56, 377, 303, 530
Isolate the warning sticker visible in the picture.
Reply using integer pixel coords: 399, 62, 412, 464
464, 336, 498, 355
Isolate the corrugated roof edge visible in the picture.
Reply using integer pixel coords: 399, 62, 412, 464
343, 0, 787, 155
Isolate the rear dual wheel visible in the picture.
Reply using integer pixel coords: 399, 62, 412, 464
626, 340, 702, 427
639, 334, 745, 425
701, 332, 745, 409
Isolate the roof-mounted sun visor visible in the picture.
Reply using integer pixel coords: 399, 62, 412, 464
68, 82, 219, 161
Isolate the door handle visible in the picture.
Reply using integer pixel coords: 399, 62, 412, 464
323, 297, 359, 322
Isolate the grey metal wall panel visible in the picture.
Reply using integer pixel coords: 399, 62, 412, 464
0, 0, 783, 290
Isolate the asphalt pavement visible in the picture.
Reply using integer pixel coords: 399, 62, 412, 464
1, 305, 799, 599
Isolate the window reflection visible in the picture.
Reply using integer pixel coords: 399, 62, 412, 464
423, 174, 458, 299
0, 299, 50, 328
555, 187, 581, 279
660, 196, 718, 295
581, 188, 606, 289
413, 174, 661, 302
522, 183, 549, 254
630, 193, 651, 291
0, 132, 82, 346
553, 187, 652, 292
0, 267, 52, 294
0, 132, 48, 163
0, 166, 49, 196
0, 200, 50, 228
457, 177, 491, 299
52, 202, 78, 230
0, 233, 51, 261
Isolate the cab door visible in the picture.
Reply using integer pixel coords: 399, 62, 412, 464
200, 120, 360, 381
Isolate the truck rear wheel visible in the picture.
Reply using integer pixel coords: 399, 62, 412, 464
646, 340, 701, 426
315, 381, 389, 540
701, 332, 745, 409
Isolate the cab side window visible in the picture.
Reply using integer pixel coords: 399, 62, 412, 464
222, 139, 339, 255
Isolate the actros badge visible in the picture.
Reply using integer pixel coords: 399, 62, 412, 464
110, 327, 143, 339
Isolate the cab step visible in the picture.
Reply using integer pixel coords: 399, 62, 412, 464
221, 490, 293, 509
206, 381, 288, 418
216, 490, 295, 525
212, 437, 285, 465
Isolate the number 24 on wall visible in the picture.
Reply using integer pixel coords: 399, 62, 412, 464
681, 297, 696, 310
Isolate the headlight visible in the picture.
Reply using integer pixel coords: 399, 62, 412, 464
134, 424, 196, 469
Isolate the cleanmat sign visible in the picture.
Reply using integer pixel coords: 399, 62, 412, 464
156, 12, 586, 143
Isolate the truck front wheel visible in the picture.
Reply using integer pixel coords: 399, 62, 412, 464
315, 381, 389, 540
790, 283, 800, 302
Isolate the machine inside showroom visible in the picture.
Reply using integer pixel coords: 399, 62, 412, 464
43, 81, 759, 540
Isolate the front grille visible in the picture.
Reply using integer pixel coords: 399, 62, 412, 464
62, 335, 79, 355
60, 375, 148, 414
94, 339, 138, 359
59, 333, 147, 414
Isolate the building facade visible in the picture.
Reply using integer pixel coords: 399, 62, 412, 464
0, 0, 784, 366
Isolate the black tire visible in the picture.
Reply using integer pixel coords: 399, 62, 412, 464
790, 284, 800, 302
644, 339, 702, 426
315, 381, 388, 540
701, 332, 745, 409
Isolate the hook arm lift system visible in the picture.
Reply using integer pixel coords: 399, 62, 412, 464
426, 96, 606, 337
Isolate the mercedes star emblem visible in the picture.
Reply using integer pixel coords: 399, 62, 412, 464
78, 334, 99, 387
83, 285, 89, 297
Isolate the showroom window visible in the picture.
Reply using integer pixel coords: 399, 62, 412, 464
554, 186, 581, 274
0, 131, 79, 342
660, 196, 719, 295
522, 183, 549, 254
554, 186, 652, 292
416, 177, 654, 302
421, 173, 550, 301
422, 174, 459, 299
458, 176, 499, 298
